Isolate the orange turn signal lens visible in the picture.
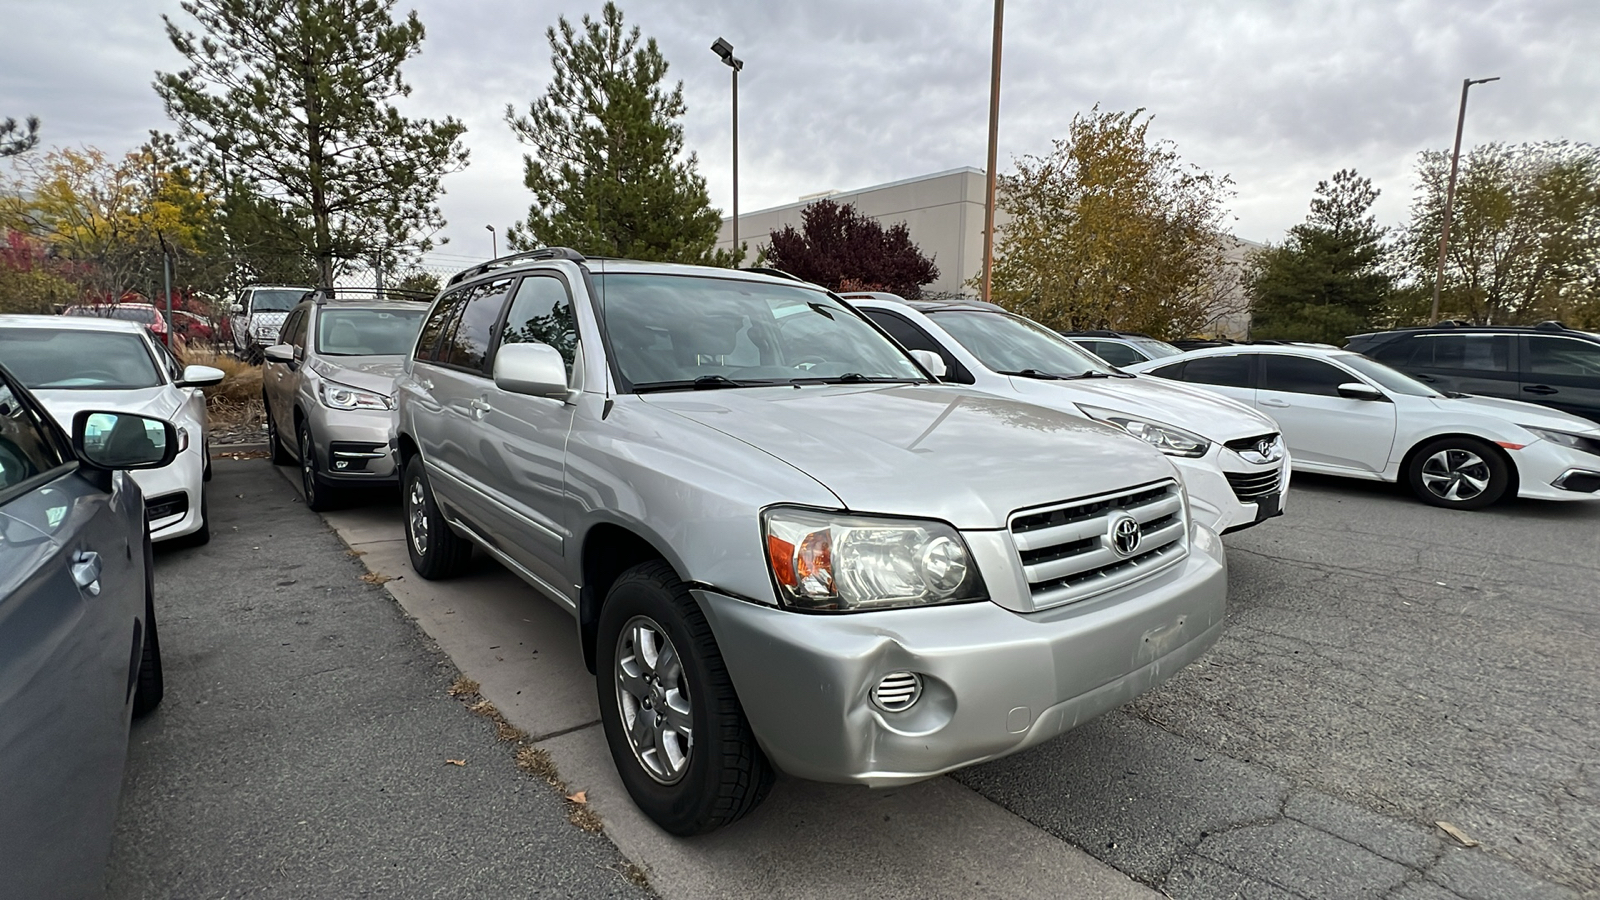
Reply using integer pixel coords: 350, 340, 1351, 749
1496, 441, 1525, 450
767, 535, 796, 587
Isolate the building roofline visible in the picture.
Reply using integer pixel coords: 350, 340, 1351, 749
730, 167, 986, 219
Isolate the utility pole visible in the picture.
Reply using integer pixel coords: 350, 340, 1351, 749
711, 38, 743, 258
1430, 76, 1499, 322
158, 233, 174, 349
981, 0, 1004, 302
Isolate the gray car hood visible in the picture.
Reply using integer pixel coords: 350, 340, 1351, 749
643, 384, 1177, 529
311, 356, 405, 395
31, 386, 178, 432
1004, 374, 1278, 442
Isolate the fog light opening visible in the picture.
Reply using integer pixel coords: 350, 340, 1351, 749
870, 672, 923, 713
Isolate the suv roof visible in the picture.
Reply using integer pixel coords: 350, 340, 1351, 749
837, 292, 1008, 314
445, 247, 826, 293
1347, 321, 1596, 343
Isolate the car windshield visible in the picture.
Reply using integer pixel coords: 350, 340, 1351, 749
1132, 338, 1183, 359
317, 307, 427, 356
931, 311, 1117, 377
67, 305, 159, 323
596, 273, 927, 391
0, 328, 164, 390
1335, 353, 1440, 398
251, 289, 307, 313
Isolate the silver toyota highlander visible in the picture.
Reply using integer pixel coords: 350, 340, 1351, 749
393, 249, 1229, 835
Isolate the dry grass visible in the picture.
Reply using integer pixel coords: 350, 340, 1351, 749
447, 676, 480, 698
567, 803, 604, 833
615, 862, 651, 889
468, 699, 499, 718
516, 745, 563, 787
181, 347, 263, 406
495, 719, 528, 743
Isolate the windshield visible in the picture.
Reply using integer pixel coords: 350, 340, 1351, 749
250, 289, 307, 313
931, 311, 1117, 376
317, 307, 427, 356
597, 273, 927, 391
0, 328, 164, 390
1132, 338, 1183, 359
66, 305, 159, 323
1336, 353, 1440, 398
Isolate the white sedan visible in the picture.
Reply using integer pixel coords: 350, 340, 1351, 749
1126, 344, 1600, 509
0, 315, 224, 541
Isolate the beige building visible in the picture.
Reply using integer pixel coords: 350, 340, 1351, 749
720, 168, 1258, 337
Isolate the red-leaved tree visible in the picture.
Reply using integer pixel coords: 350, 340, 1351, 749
765, 200, 939, 299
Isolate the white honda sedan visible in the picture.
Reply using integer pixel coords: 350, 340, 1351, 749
0, 315, 224, 541
1126, 344, 1600, 509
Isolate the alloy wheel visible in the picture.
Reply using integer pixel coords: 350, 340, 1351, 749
1420, 448, 1491, 501
407, 477, 430, 556
615, 615, 693, 784
300, 428, 317, 505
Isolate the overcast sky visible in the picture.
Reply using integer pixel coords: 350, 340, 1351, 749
3, 0, 1597, 270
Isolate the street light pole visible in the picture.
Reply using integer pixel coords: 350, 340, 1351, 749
486, 224, 497, 259
1430, 76, 1499, 323
711, 38, 743, 259
982, 0, 1004, 303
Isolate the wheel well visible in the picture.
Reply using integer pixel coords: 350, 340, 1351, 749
395, 434, 419, 469
1400, 433, 1519, 495
579, 524, 672, 673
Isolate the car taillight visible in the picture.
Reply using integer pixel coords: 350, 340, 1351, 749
150, 319, 167, 334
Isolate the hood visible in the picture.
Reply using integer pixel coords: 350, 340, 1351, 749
249, 311, 288, 331
311, 356, 405, 396
642, 384, 1178, 529
31, 386, 179, 432
1433, 393, 1600, 435
1003, 374, 1277, 441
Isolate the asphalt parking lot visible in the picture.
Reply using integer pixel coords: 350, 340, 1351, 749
111, 461, 1599, 899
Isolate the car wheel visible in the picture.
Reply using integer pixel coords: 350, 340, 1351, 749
265, 399, 293, 465
298, 420, 340, 512
596, 560, 774, 836
132, 533, 164, 717
185, 485, 211, 547
402, 454, 473, 579
1406, 436, 1510, 510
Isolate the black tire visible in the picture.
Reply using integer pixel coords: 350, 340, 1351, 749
298, 420, 341, 512
184, 485, 211, 547
596, 560, 774, 836
402, 454, 473, 579
1405, 436, 1510, 510
265, 399, 293, 465
132, 533, 164, 717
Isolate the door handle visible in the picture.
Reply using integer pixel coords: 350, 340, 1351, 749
469, 398, 492, 418
71, 550, 102, 596
1259, 398, 1290, 408
1523, 385, 1558, 395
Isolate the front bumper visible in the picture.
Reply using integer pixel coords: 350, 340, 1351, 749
307, 406, 400, 483
132, 440, 206, 542
1511, 439, 1600, 501
1178, 449, 1291, 534
693, 525, 1228, 786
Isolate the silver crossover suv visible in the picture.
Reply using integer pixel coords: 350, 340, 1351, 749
393, 250, 1229, 835
262, 289, 430, 509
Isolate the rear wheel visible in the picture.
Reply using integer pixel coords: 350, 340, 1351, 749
265, 399, 293, 465
1406, 436, 1510, 510
402, 454, 473, 579
596, 560, 773, 835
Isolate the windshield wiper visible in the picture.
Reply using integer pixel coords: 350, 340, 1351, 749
789, 373, 923, 385
998, 369, 1064, 380
632, 375, 766, 393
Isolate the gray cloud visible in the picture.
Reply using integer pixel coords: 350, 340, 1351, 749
3, 0, 1596, 269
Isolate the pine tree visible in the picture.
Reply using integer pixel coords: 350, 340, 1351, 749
0, 116, 40, 158
155, 0, 469, 288
765, 200, 939, 298
1247, 169, 1393, 342
505, 2, 733, 264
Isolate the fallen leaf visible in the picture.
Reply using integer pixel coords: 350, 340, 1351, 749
446, 759, 466, 767
360, 572, 395, 585
1436, 821, 1480, 847
346, 549, 366, 557
567, 790, 587, 804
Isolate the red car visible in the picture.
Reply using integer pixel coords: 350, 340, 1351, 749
63, 304, 174, 346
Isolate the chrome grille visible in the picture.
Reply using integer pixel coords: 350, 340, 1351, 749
1224, 469, 1281, 501
1010, 480, 1188, 610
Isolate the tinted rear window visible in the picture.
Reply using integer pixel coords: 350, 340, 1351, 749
1184, 355, 1252, 388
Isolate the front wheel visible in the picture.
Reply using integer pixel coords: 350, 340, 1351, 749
402, 454, 473, 579
133, 534, 164, 717
596, 560, 773, 835
1406, 437, 1510, 510
298, 421, 341, 512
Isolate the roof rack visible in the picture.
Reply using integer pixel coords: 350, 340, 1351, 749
446, 247, 587, 286
743, 266, 804, 282
1533, 320, 1568, 332
1432, 319, 1473, 328
305, 286, 436, 304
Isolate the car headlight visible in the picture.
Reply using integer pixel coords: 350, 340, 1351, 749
321, 381, 391, 411
762, 508, 987, 612
1523, 426, 1600, 457
1076, 404, 1211, 458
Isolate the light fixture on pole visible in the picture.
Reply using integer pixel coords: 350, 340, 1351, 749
1430, 76, 1499, 322
711, 37, 743, 259
981, 0, 1004, 303
486, 224, 497, 259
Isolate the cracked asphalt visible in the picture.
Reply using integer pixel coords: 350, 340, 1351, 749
957, 473, 1600, 899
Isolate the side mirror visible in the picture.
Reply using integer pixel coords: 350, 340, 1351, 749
909, 349, 947, 378
263, 344, 295, 364
1337, 382, 1386, 401
180, 364, 226, 387
230, 303, 244, 314
71, 411, 178, 471
494, 342, 569, 399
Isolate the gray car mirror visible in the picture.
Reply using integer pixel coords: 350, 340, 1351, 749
262, 344, 295, 364
71, 411, 179, 471
909, 349, 947, 379
494, 342, 570, 399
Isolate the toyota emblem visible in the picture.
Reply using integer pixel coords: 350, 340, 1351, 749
1109, 512, 1142, 557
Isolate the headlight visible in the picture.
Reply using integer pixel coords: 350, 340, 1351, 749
1076, 404, 1211, 458
762, 508, 987, 612
1523, 426, 1600, 456
321, 381, 391, 411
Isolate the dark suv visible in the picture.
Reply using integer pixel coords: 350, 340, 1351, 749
1346, 322, 1600, 424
